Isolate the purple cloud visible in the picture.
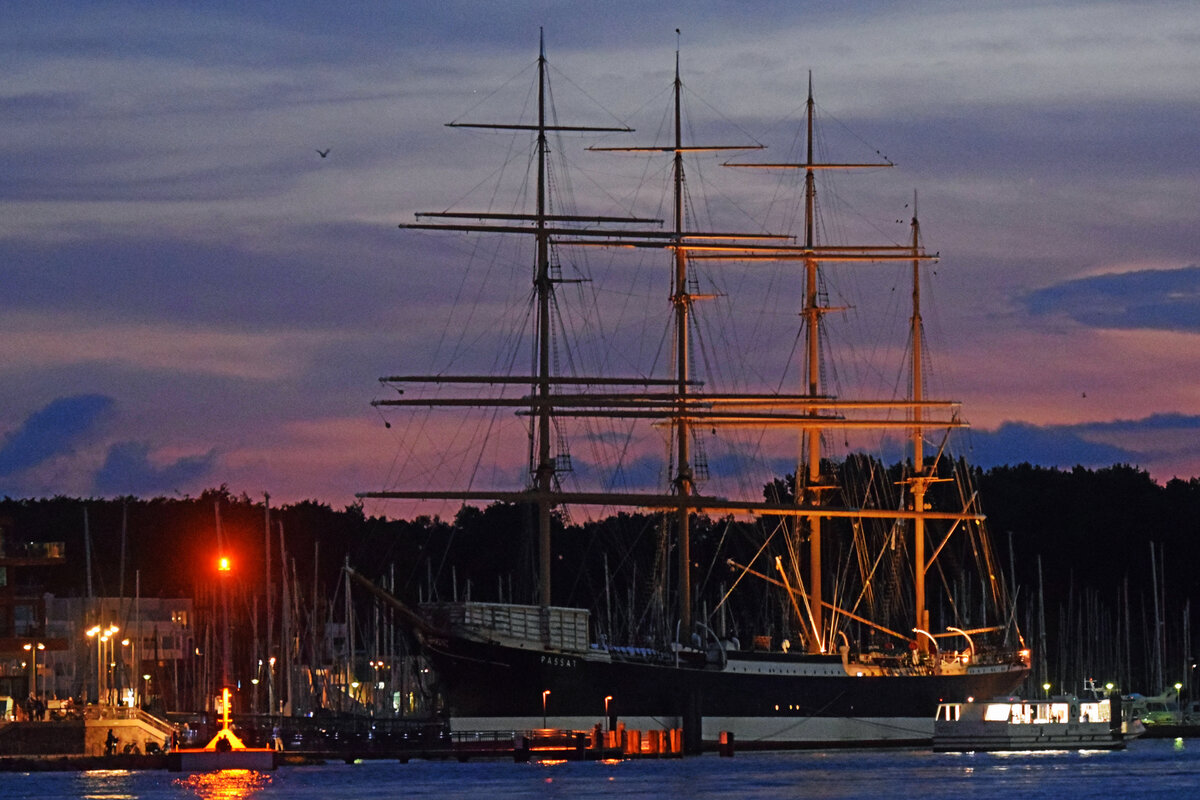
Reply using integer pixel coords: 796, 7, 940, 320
0, 394, 114, 477
93, 441, 216, 496
1022, 266, 1200, 333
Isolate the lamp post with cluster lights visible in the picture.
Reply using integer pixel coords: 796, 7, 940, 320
86, 624, 119, 705
22, 642, 45, 701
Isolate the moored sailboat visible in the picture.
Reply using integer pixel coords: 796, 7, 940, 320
360, 33, 1030, 751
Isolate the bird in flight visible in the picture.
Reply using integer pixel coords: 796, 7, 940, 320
316, 148, 330, 158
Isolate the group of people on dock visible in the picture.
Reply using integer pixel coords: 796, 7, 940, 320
10, 693, 66, 721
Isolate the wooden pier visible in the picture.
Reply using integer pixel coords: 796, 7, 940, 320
0, 718, 686, 770
307, 725, 683, 763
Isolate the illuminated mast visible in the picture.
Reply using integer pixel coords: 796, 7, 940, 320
799, 75, 826, 652
722, 74, 942, 653
669, 47, 696, 636
591, 37, 765, 639
907, 192, 938, 647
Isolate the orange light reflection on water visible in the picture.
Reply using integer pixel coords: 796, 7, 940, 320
79, 768, 136, 799
173, 769, 272, 800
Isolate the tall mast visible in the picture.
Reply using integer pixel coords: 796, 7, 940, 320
264, 493, 275, 713
721, 73, 923, 654
671, 45, 695, 639
908, 191, 931, 646
367, 34, 635, 612
800, 74, 825, 653
534, 29, 555, 608
588, 39, 765, 641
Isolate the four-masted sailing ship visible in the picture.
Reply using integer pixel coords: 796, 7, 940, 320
360, 34, 1030, 751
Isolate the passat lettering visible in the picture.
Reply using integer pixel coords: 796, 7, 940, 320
540, 655, 577, 668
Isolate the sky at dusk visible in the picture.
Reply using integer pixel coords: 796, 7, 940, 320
3, 1, 1199, 514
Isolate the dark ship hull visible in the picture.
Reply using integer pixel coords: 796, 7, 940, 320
421, 602, 1029, 749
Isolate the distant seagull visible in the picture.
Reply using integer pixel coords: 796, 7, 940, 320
316, 148, 330, 158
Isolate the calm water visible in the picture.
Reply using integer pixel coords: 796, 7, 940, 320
3, 738, 1198, 799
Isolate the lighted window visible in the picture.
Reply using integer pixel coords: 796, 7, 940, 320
984, 704, 1010, 721
937, 704, 961, 722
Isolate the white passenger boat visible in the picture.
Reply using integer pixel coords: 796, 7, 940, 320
934, 684, 1142, 752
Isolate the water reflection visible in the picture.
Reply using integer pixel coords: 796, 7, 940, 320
173, 769, 272, 800
78, 768, 136, 800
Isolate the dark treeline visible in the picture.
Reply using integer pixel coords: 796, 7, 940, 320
981, 463, 1200, 696
3, 463, 1199, 698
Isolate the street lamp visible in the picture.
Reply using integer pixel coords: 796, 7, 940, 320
254, 659, 263, 714
100, 625, 119, 705
542, 689, 550, 729
604, 695, 613, 732
22, 643, 45, 700
85, 626, 101, 703
369, 660, 385, 714
1043, 682, 1052, 698
119, 638, 131, 706
100, 634, 110, 705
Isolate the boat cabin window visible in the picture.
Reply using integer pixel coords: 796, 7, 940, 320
1008, 703, 1033, 724
1079, 700, 1109, 723
937, 704, 961, 722
1032, 702, 1070, 723
984, 704, 1010, 722
1048, 702, 1069, 723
